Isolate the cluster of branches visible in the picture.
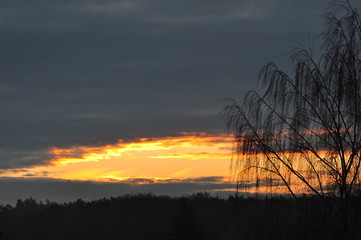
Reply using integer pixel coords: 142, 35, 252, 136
223, 1, 361, 228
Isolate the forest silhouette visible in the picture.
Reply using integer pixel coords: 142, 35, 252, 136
1, 193, 361, 239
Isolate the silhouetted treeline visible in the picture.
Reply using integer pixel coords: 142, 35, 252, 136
0, 192, 360, 239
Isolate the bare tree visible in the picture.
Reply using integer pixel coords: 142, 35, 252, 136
223, 0, 361, 235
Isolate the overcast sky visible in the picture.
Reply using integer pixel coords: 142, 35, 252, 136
1, 0, 360, 204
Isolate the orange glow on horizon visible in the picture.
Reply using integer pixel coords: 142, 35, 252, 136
0, 132, 234, 184
1, 132, 342, 195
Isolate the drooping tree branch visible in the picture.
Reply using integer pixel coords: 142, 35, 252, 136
222, 0, 361, 207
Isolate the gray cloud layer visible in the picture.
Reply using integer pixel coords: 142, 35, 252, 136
0, 176, 237, 205
0, 0, 360, 169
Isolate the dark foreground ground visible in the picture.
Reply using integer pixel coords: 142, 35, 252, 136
0, 192, 360, 240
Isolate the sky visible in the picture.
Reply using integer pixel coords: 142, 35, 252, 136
1, 0, 361, 205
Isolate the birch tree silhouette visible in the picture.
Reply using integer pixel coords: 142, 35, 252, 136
223, 0, 361, 235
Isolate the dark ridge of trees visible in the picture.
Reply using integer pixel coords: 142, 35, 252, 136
0, 193, 361, 239
167, 197, 203, 240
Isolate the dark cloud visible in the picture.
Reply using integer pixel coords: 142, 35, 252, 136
0, 177, 237, 205
0, 0, 360, 169
0, 176, 293, 205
